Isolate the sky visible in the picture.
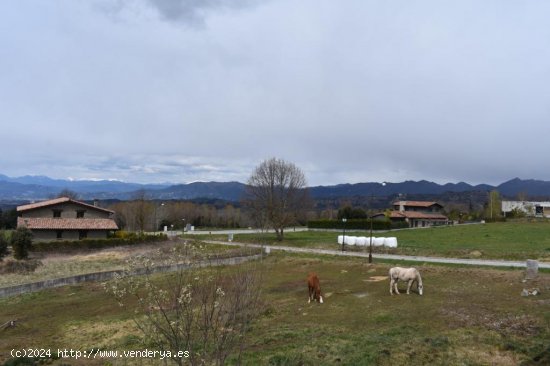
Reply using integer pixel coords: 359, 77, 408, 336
1, 0, 550, 186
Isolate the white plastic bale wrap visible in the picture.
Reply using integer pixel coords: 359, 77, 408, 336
345, 236, 357, 245
373, 237, 385, 246
384, 237, 398, 248
338, 235, 344, 245
356, 237, 367, 246
365, 237, 376, 246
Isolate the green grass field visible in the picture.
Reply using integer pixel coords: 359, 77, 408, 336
211, 222, 550, 261
1, 252, 549, 365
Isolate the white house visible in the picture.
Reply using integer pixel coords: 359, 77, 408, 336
501, 201, 550, 218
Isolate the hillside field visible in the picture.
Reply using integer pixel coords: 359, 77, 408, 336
1, 252, 549, 365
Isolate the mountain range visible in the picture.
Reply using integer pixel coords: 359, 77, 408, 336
1, 174, 549, 202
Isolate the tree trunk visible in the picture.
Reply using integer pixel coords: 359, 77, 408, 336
275, 227, 284, 241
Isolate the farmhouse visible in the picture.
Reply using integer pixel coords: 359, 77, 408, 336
502, 200, 550, 218
373, 200, 449, 228
17, 197, 118, 241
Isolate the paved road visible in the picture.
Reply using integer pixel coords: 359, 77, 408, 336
166, 227, 309, 236
205, 240, 550, 269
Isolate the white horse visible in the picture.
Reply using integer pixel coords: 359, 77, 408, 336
389, 267, 423, 295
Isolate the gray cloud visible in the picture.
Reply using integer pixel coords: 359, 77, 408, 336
95, 0, 267, 26
147, 0, 262, 24
2, 1, 550, 186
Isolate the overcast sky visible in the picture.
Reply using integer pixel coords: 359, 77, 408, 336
1, 0, 550, 186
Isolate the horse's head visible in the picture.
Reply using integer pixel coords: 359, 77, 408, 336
418, 283, 423, 295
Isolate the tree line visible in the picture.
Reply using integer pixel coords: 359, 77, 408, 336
108, 198, 254, 232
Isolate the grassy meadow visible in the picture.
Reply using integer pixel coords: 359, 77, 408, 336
1, 252, 549, 365
211, 222, 550, 261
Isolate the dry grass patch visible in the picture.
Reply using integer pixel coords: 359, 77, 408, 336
60, 319, 139, 349
0, 239, 239, 287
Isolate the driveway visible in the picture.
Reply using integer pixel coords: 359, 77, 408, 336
205, 240, 550, 269
171, 227, 309, 236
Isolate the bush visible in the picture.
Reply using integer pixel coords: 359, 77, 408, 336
0, 259, 43, 274
31, 233, 168, 253
0, 231, 8, 260
308, 219, 407, 230
11, 227, 33, 260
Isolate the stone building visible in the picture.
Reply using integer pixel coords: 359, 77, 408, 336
17, 197, 118, 241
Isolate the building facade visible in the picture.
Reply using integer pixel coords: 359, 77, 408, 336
501, 200, 550, 218
17, 197, 118, 241
374, 200, 449, 227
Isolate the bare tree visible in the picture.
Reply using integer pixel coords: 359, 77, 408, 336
486, 190, 502, 220
517, 191, 528, 201
107, 245, 263, 366
245, 158, 309, 241
56, 188, 80, 199
133, 189, 153, 233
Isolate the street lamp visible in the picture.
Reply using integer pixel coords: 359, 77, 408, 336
368, 182, 386, 263
181, 218, 186, 235
368, 212, 374, 263
341, 217, 347, 252
154, 202, 165, 235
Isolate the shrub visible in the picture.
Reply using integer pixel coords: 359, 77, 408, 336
11, 227, 33, 260
308, 219, 401, 231
0, 231, 8, 260
0, 259, 43, 274
337, 206, 368, 220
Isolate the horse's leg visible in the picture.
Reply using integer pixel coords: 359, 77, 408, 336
394, 279, 400, 295
390, 278, 394, 295
407, 279, 413, 295
308, 286, 312, 303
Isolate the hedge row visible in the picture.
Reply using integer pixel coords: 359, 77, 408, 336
307, 219, 409, 230
31, 233, 169, 253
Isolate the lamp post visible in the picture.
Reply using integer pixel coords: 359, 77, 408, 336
153, 202, 165, 235
341, 217, 347, 252
181, 218, 186, 235
368, 211, 374, 263
368, 182, 386, 264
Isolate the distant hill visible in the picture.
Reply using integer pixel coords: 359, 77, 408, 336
308, 180, 494, 198
2, 174, 550, 202
495, 177, 550, 197
151, 181, 246, 201
0, 175, 169, 200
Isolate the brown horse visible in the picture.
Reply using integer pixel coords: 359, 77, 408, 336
307, 272, 324, 304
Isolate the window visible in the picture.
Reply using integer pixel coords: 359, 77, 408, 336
56, 230, 63, 239
76, 210, 85, 218
53, 209, 62, 218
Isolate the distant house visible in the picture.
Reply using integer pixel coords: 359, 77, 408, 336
373, 200, 449, 228
502, 200, 550, 218
17, 197, 118, 241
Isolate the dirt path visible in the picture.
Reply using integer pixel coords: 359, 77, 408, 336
205, 240, 550, 269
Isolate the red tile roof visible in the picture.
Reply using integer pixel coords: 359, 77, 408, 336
18, 217, 118, 230
17, 197, 114, 214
